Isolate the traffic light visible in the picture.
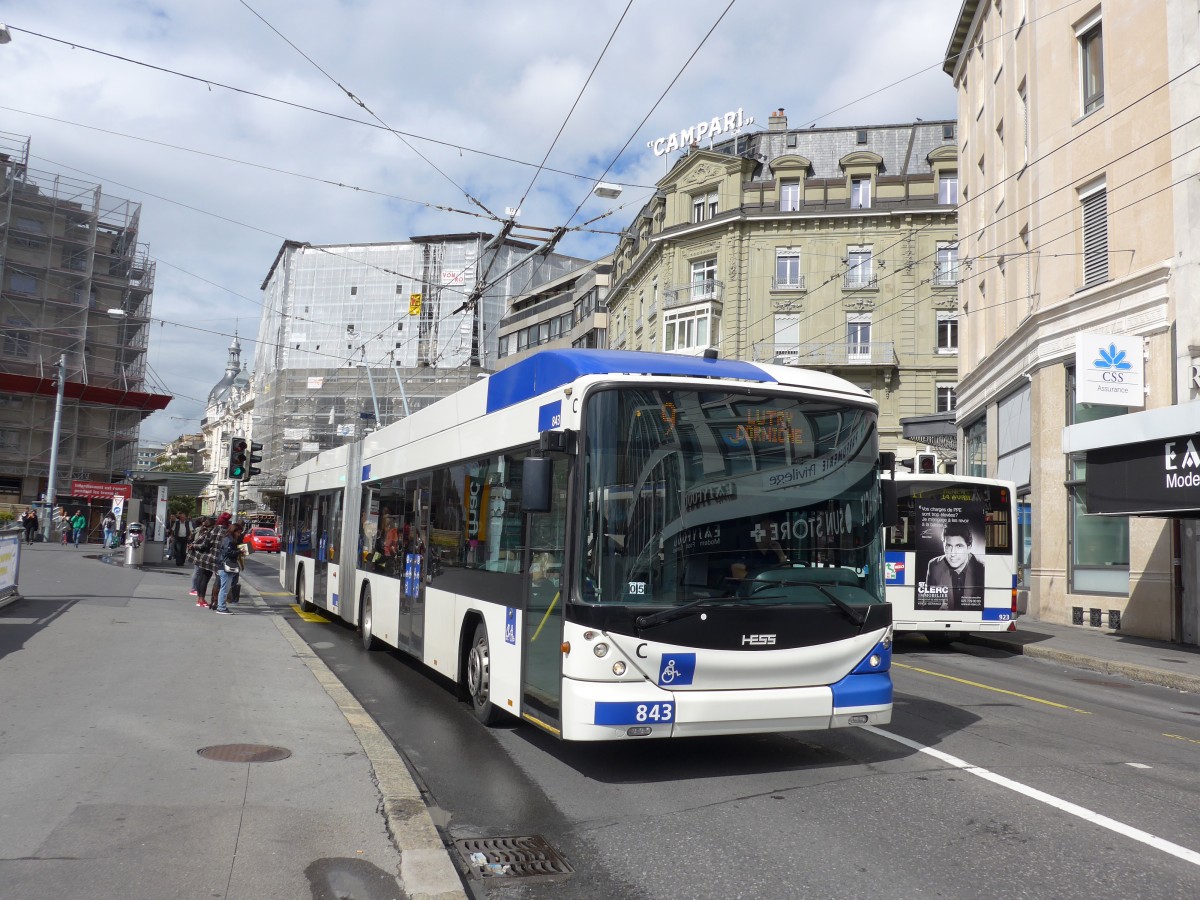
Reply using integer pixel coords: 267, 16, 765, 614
916, 452, 938, 475
227, 436, 248, 479
897, 458, 915, 472
244, 441, 263, 481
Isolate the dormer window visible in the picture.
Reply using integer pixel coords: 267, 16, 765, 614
851, 177, 871, 209
692, 190, 718, 223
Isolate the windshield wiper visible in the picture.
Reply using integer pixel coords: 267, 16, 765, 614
635, 598, 716, 629
745, 579, 867, 626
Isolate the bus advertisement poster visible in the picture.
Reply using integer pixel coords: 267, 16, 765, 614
914, 500, 985, 611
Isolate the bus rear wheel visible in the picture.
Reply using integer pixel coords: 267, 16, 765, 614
466, 622, 500, 725
924, 631, 957, 646
360, 587, 378, 651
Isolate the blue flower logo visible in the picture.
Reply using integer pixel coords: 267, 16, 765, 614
1093, 343, 1133, 371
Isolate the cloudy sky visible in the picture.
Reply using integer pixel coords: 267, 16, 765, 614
1, 0, 960, 443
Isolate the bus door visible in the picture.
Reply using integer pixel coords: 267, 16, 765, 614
397, 474, 430, 655
311, 493, 329, 606
521, 456, 568, 731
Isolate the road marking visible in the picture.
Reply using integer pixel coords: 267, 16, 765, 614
1163, 733, 1200, 746
291, 604, 330, 623
864, 725, 1200, 867
1125, 762, 1152, 769
893, 661, 1092, 714
259, 591, 294, 597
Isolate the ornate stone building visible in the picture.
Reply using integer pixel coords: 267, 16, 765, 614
603, 112, 960, 460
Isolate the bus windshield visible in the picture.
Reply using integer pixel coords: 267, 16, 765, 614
580, 386, 885, 611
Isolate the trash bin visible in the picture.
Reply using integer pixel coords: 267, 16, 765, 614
125, 523, 145, 566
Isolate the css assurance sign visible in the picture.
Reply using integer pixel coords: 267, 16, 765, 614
1074, 332, 1144, 408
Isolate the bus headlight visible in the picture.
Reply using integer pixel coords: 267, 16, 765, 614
593, 642, 610, 658
612, 660, 626, 676
868, 654, 881, 668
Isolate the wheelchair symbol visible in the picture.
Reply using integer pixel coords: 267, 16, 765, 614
660, 658, 680, 684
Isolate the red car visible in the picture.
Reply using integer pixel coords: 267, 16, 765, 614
246, 527, 280, 553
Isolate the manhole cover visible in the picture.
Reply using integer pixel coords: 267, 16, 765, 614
454, 835, 573, 883
197, 743, 292, 763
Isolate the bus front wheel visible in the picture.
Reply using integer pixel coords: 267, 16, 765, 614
467, 622, 500, 725
360, 587, 378, 651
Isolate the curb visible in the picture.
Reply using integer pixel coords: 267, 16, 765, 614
271, 608, 468, 900
965, 634, 1200, 694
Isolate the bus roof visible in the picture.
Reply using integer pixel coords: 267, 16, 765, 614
487, 349, 802, 414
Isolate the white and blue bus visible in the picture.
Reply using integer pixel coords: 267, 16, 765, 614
884, 473, 1019, 643
282, 349, 893, 741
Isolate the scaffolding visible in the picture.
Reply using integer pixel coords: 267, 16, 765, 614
0, 132, 165, 503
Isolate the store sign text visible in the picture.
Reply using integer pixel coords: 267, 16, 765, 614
646, 108, 754, 157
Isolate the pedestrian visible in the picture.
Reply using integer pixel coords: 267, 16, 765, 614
169, 511, 193, 566
70, 509, 87, 549
194, 512, 230, 608
101, 510, 117, 549
21, 507, 38, 545
213, 518, 243, 615
57, 509, 70, 545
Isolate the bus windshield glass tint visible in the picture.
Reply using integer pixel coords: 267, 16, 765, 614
580, 387, 885, 609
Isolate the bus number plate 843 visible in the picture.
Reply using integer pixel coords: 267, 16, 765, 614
594, 701, 674, 726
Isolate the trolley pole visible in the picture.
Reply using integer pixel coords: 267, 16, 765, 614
232, 478, 241, 522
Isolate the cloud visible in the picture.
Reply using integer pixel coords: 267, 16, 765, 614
2, 0, 960, 442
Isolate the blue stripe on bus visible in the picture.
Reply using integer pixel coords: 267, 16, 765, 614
830, 672, 893, 710
485, 349, 777, 414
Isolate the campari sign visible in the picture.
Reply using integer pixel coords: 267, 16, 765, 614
1074, 332, 1144, 408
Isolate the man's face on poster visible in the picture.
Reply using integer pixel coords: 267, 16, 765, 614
942, 534, 972, 569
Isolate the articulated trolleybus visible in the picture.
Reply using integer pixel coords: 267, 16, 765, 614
884, 472, 1019, 643
282, 349, 893, 741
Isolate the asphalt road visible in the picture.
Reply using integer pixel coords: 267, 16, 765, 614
242, 557, 1200, 900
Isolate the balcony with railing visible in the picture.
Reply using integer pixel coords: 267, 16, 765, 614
665, 279, 723, 309
752, 341, 897, 367
842, 272, 878, 290
932, 264, 959, 287
770, 274, 806, 292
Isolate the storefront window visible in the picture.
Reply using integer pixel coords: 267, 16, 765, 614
1066, 366, 1129, 595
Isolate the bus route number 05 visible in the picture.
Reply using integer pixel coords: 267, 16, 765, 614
594, 701, 675, 726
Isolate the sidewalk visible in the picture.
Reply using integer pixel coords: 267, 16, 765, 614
963, 616, 1200, 693
0, 541, 467, 900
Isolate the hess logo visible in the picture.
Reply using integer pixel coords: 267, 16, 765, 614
741, 634, 776, 646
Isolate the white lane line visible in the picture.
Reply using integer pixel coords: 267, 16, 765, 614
1126, 763, 1152, 769
863, 725, 1200, 867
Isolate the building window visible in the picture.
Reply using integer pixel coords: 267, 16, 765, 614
692, 190, 718, 223
2, 318, 33, 359
935, 242, 959, 286
943, 123, 955, 141
773, 314, 800, 361
663, 307, 713, 353
936, 312, 959, 353
846, 314, 871, 359
850, 177, 871, 209
856, 130, 868, 144
936, 383, 958, 413
780, 180, 801, 212
774, 247, 803, 290
964, 416, 987, 477
938, 171, 959, 205
1079, 18, 1104, 115
690, 257, 718, 301
845, 247, 874, 288
7, 272, 37, 295
1081, 183, 1108, 287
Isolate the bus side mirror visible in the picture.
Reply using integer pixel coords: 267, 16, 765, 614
882, 479, 898, 528
521, 457, 553, 513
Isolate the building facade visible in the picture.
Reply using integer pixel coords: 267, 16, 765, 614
603, 112, 961, 461
249, 235, 586, 506
0, 132, 169, 507
495, 256, 611, 368
945, 0, 1200, 642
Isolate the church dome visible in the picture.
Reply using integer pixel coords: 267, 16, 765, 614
207, 336, 247, 406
